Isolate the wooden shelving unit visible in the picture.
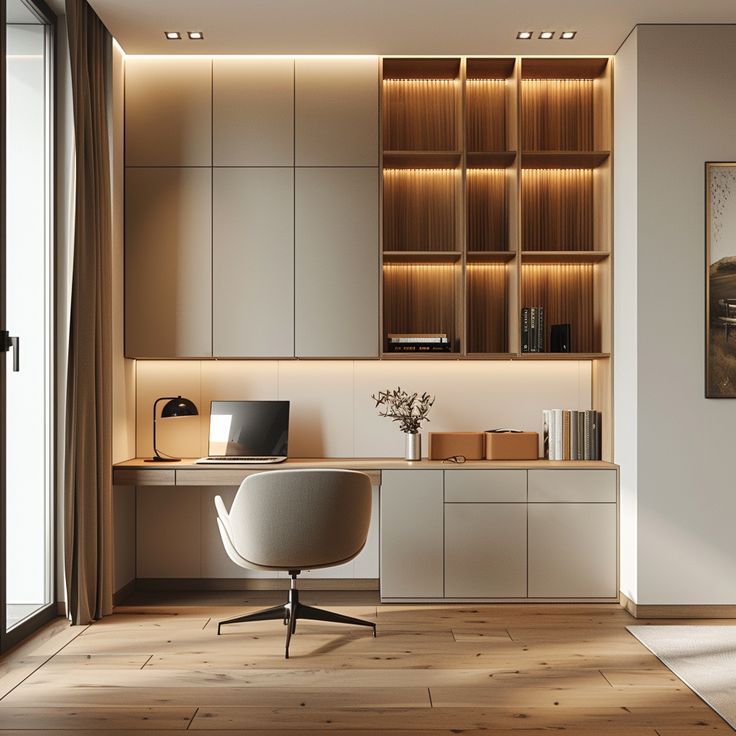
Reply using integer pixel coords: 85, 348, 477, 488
379, 55, 614, 458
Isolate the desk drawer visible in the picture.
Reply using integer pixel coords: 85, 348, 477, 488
444, 470, 526, 503
113, 468, 176, 486
528, 469, 616, 503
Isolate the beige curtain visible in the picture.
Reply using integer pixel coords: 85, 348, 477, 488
63, 0, 113, 624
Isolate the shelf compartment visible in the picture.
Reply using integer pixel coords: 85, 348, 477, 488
520, 58, 611, 152
466, 57, 516, 80
521, 263, 601, 354
383, 168, 458, 251
383, 262, 460, 353
383, 58, 461, 80
467, 251, 516, 264
466, 263, 509, 353
522, 251, 609, 264
383, 250, 462, 264
521, 168, 594, 252
466, 79, 508, 152
467, 168, 509, 252
521, 151, 609, 169
467, 151, 516, 169
383, 151, 462, 169
382, 78, 459, 151
522, 58, 609, 80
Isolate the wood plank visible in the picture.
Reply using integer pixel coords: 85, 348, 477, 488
3, 683, 431, 708
0, 706, 195, 730
189, 704, 723, 730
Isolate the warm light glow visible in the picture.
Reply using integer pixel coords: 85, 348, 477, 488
561, 31, 577, 40
164, 31, 181, 40
539, 31, 555, 40
187, 31, 204, 40
517, 31, 533, 40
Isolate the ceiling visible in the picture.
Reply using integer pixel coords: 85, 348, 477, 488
85, 0, 736, 56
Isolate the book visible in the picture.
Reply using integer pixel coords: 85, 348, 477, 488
530, 307, 537, 353
583, 410, 592, 460
543, 409, 551, 459
521, 308, 530, 353
592, 410, 600, 461
387, 333, 448, 344
577, 412, 585, 460
570, 410, 578, 460
562, 410, 571, 460
553, 409, 563, 460
536, 307, 545, 352
386, 343, 451, 352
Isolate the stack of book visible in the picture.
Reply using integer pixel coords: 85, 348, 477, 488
543, 409, 601, 460
386, 333, 451, 353
521, 307, 545, 353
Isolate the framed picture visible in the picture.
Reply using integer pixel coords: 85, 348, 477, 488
706, 162, 736, 397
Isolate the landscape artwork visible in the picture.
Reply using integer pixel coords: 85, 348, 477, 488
707, 162, 736, 397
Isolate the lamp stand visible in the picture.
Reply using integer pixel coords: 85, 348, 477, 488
145, 396, 182, 463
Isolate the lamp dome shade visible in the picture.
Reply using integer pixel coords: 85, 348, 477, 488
161, 396, 198, 418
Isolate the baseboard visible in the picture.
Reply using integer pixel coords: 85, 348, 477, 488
134, 578, 380, 592
113, 579, 137, 606
620, 592, 736, 619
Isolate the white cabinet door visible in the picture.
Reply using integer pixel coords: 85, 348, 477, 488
381, 471, 443, 598
125, 57, 212, 166
528, 503, 617, 598
212, 168, 294, 357
295, 57, 378, 166
213, 57, 294, 166
295, 168, 379, 357
445, 503, 527, 598
125, 168, 212, 358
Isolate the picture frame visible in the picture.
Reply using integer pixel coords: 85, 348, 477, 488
706, 162, 736, 397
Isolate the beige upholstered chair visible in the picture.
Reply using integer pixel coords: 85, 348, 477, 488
214, 468, 376, 657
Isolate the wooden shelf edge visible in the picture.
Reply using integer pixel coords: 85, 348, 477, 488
515, 352, 611, 361
521, 151, 610, 169
467, 251, 516, 264
467, 151, 517, 169
521, 251, 610, 264
383, 151, 462, 169
383, 251, 462, 264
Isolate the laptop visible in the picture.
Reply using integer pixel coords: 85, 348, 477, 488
196, 400, 290, 464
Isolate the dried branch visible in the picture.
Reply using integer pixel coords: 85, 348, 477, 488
371, 386, 435, 434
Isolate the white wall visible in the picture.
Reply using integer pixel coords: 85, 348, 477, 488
613, 27, 639, 603
134, 359, 594, 459
615, 25, 736, 605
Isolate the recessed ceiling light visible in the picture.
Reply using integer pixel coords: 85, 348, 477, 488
561, 31, 577, 40
516, 31, 533, 40
164, 31, 181, 40
539, 31, 554, 40
187, 31, 204, 40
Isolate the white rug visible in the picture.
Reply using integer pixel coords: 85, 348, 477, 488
628, 625, 736, 730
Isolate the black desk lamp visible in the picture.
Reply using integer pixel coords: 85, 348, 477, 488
145, 395, 199, 462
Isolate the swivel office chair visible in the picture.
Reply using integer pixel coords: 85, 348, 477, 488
214, 468, 376, 658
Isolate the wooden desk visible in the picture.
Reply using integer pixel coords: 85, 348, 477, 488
113, 458, 620, 603
113, 457, 617, 487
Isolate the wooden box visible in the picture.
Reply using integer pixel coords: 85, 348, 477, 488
485, 431, 539, 460
428, 432, 485, 460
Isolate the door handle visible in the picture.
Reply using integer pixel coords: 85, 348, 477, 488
1, 330, 19, 372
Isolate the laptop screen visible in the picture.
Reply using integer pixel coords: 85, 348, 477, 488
208, 401, 290, 457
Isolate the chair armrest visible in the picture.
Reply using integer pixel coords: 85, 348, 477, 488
216, 518, 251, 569
214, 495, 235, 540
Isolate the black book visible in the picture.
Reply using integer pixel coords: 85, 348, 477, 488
387, 343, 451, 353
536, 307, 545, 352
521, 308, 530, 352
530, 307, 537, 353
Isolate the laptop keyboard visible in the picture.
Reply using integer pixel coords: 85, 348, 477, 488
195, 456, 287, 465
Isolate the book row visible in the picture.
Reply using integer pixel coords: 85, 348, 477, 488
543, 409, 601, 461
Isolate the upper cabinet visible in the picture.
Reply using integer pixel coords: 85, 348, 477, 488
125, 168, 212, 358
295, 168, 379, 358
295, 57, 379, 166
213, 58, 294, 166
125, 57, 212, 167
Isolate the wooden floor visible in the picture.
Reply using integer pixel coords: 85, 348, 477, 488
0, 591, 732, 735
